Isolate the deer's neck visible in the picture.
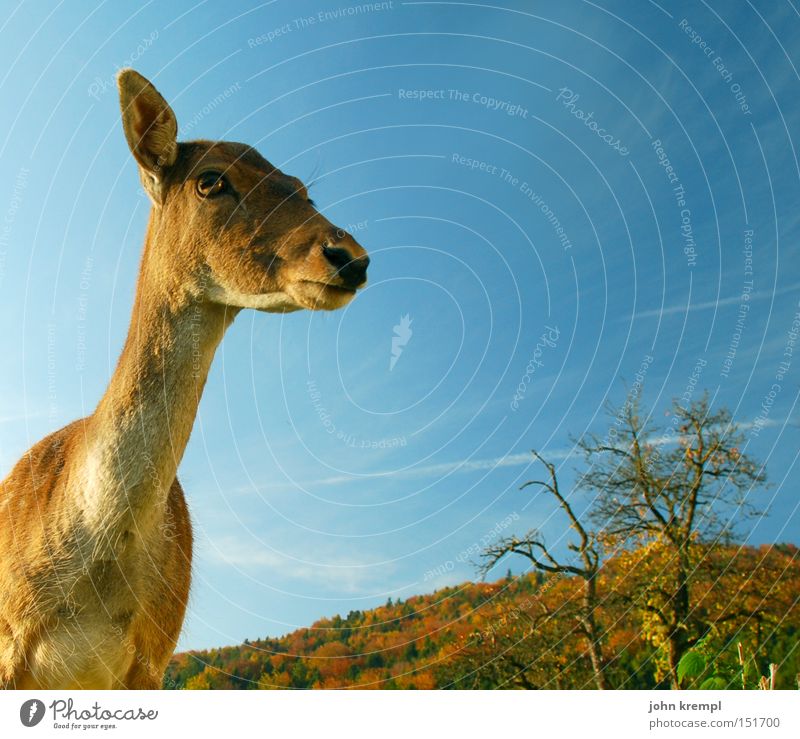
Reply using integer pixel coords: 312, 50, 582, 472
81, 221, 235, 529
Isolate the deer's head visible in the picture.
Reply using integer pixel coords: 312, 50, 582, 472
117, 69, 369, 312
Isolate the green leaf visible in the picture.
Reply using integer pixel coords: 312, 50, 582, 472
699, 676, 728, 690
678, 651, 706, 683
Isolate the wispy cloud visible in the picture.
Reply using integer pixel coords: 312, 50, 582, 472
301, 448, 571, 488
630, 282, 800, 320
297, 416, 792, 488
0, 411, 43, 425
200, 536, 393, 594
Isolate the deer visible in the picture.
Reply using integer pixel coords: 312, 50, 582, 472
0, 69, 369, 689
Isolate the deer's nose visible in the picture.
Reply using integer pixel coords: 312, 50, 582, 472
322, 243, 370, 288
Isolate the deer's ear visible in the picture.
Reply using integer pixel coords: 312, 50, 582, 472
117, 69, 178, 201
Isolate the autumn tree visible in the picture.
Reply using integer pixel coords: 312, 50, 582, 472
481, 451, 609, 689
578, 393, 766, 688
441, 597, 563, 689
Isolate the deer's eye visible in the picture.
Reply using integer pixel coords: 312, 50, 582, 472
196, 172, 228, 198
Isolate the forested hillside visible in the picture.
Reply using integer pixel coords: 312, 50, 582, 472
165, 543, 799, 689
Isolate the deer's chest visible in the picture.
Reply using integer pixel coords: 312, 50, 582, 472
25, 531, 160, 688
25, 609, 137, 689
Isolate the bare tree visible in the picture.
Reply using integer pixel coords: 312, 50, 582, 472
578, 393, 766, 688
482, 451, 608, 689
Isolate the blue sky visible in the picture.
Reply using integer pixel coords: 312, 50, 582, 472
0, 0, 798, 650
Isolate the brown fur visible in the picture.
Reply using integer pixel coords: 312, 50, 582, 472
0, 70, 368, 689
